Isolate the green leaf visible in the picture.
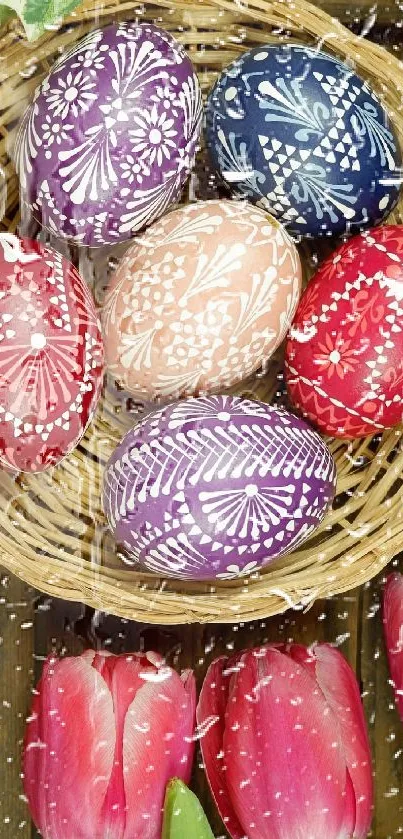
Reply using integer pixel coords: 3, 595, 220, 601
0, 6, 13, 24
0, 0, 81, 40
162, 779, 215, 839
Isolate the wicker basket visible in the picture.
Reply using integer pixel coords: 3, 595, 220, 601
0, 0, 403, 625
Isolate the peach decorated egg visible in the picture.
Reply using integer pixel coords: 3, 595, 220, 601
285, 226, 403, 438
0, 234, 104, 472
102, 199, 302, 400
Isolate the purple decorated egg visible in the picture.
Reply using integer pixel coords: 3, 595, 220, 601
15, 22, 202, 247
103, 395, 336, 581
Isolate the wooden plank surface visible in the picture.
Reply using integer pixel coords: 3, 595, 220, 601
319, 0, 403, 23
1, 564, 402, 838
0, 575, 33, 839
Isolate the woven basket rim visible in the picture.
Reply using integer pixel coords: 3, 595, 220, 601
0, 0, 402, 624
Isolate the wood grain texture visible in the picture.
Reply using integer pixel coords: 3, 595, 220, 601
318, 0, 402, 23
0, 575, 33, 839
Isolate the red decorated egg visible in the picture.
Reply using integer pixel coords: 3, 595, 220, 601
0, 234, 104, 472
285, 226, 403, 438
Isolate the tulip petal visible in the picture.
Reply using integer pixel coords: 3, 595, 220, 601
94, 653, 157, 839
286, 643, 318, 677
383, 573, 403, 721
223, 647, 348, 839
122, 666, 196, 839
24, 655, 115, 839
162, 779, 215, 839
312, 644, 373, 839
197, 657, 252, 839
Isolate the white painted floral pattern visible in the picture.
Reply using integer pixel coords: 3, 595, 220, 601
216, 561, 259, 580
14, 23, 202, 246
103, 199, 302, 401
41, 116, 74, 148
129, 106, 178, 167
46, 70, 97, 120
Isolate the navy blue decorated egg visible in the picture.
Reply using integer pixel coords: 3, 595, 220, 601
205, 44, 402, 238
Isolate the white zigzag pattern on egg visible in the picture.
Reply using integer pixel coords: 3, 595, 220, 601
104, 400, 335, 567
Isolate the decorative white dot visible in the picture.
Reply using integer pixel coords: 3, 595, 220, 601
149, 128, 162, 144
379, 195, 390, 210
253, 51, 269, 61
245, 483, 258, 497
218, 411, 231, 421
225, 86, 237, 101
329, 350, 341, 364
31, 333, 47, 350
64, 87, 78, 102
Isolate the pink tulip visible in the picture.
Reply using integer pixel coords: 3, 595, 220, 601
23, 650, 195, 839
197, 643, 372, 839
383, 572, 403, 720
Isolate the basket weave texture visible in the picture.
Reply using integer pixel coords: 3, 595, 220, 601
0, 0, 403, 624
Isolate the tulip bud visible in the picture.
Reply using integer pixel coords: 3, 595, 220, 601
197, 643, 373, 839
383, 572, 403, 720
23, 650, 195, 839
162, 779, 214, 839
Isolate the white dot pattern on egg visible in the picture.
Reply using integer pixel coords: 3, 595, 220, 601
0, 234, 104, 472
102, 199, 302, 400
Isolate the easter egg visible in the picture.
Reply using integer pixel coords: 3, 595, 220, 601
102, 199, 301, 400
0, 234, 104, 472
14, 23, 202, 247
103, 395, 336, 580
285, 226, 403, 438
205, 44, 401, 238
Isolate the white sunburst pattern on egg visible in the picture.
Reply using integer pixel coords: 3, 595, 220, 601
0, 236, 104, 472
199, 483, 297, 539
103, 395, 337, 580
14, 22, 202, 247
166, 394, 271, 428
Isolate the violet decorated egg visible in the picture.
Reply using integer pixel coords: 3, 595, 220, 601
103, 395, 336, 581
14, 23, 202, 247
205, 44, 401, 238
0, 234, 104, 472
102, 199, 301, 400
285, 225, 403, 438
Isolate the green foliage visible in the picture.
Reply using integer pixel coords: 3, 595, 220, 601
162, 779, 215, 839
0, 0, 81, 39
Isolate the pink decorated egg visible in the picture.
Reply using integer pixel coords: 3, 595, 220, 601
285, 226, 403, 438
103, 199, 301, 400
0, 234, 104, 472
